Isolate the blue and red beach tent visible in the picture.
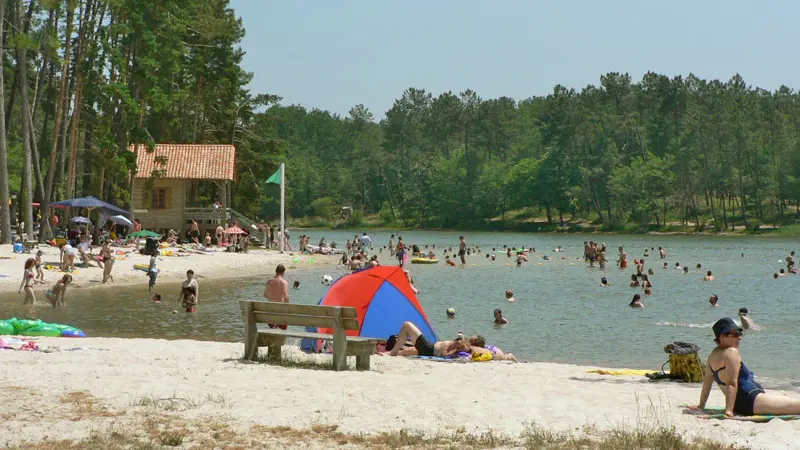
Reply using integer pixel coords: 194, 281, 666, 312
306, 266, 438, 346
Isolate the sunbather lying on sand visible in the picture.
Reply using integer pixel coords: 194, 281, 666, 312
467, 335, 518, 362
383, 322, 470, 357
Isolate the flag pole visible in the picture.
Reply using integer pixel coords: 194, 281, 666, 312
279, 162, 285, 253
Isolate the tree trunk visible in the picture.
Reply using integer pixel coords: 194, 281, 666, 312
0, 0, 11, 244
14, 0, 35, 239
42, 1, 76, 238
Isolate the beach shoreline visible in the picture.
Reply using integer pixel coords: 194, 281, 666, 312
0, 244, 338, 295
0, 337, 796, 449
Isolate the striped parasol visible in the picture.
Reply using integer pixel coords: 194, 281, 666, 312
224, 226, 246, 235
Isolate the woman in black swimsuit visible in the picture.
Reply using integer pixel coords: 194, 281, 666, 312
692, 317, 800, 417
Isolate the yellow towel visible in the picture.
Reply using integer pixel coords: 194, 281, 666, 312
586, 369, 667, 376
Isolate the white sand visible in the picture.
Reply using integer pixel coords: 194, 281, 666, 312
0, 244, 337, 293
1, 338, 798, 449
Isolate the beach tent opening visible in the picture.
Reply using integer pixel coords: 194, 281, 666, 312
301, 266, 437, 351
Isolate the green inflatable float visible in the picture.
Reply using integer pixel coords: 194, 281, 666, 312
0, 318, 86, 338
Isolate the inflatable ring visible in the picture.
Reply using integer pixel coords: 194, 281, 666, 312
411, 258, 439, 264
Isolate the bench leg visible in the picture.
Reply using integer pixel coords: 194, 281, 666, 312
244, 336, 258, 361
355, 354, 371, 371
266, 337, 284, 363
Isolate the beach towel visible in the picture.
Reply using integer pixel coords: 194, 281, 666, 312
681, 405, 800, 422
407, 355, 470, 363
586, 369, 666, 376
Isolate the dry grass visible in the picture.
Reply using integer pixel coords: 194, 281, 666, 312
13, 407, 749, 450
58, 391, 125, 421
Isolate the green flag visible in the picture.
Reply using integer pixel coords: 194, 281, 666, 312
265, 166, 282, 185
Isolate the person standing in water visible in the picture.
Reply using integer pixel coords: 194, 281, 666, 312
395, 236, 406, 267
101, 241, 115, 283
264, 264, 290, 329
786, 251, 795, 274
458, 236, 467, 266
617, 246, 628, 269
178, 270, 199, 313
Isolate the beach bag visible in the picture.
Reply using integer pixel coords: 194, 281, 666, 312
665, 341, 704, 383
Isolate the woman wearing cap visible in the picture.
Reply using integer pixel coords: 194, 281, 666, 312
693, 317, 800, 417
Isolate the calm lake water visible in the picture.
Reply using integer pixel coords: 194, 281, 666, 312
1, 230, 798, 388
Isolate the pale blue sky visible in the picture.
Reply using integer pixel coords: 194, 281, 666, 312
230, 0, 799, 118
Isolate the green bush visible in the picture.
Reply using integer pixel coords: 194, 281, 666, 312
746, 218, 761, 231
378, 202, 394, 224
347, 209, 364, 227
310, 197, 336, 218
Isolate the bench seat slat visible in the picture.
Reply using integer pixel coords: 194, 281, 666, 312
257, 328, 384, 343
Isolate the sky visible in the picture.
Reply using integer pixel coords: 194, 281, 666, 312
230, 0, 800, 118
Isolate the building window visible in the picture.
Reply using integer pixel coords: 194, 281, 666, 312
151, 188, 172, 209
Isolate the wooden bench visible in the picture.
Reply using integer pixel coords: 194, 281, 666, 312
240, 301, 384, 371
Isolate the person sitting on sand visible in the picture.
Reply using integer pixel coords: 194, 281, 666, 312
630, 274, 640, 287
738, 308, 755, 330
704, 271, 714, 281
493, 308, 508, 325
709, 294, 719, 307
467, 335, 518, 362
203, 233, 212, 247
386, 321, 470, 357
505, 290, 516, 302
692, 317, 800, 417
630, 294, 644, 308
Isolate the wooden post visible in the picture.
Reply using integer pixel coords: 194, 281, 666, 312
331, 307, 347, 371
241, 301, 258, 361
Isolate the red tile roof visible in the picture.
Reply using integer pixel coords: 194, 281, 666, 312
131, 144, 235, 180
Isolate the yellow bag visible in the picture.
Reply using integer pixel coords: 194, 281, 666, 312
472, 352, 493, 362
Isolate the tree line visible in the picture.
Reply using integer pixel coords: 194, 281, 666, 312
2, 1, 799, 242
263, 73, 800, 231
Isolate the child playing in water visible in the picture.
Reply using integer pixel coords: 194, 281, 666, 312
34, 250, 45, 281
45, 274, 72, 307
147, 251, 159, 292
505, 289, 516, 302
18, 258, 43, 305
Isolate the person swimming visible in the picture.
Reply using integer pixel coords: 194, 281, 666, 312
704, 271, 714, 281
709, 294, 719, 307
683, 266, 689, 274
630, 274, 640, 287
293, 281, 300, 289
493, 308, 509, 325
446, 307, 456, 319
505, 290, 516, 302
738, 308, 755, 330
630, 294, 644, 308
600, 277, 608, 287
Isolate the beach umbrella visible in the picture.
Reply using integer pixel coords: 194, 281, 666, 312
108, 215, 133, 226
129, 230, 162, 239
305, 266, 437, 347
225, 226, 247, 235
51, 196, 130, 216
70, 216, 92, 224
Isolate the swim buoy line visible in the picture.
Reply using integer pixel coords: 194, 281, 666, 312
0, 318, 86, 338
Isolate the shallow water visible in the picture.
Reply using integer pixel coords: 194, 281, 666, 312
1, 230, 797, 386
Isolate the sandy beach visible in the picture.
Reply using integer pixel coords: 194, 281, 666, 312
1, 337, 798, 449
0, 243, 337, 294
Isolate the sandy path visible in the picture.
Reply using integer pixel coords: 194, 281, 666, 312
1, 337, 797, 449
0, 244, 337, 294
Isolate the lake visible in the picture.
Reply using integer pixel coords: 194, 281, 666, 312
1, 230, 797, 388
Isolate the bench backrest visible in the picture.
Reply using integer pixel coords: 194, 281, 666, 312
239, 301, 360, 331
